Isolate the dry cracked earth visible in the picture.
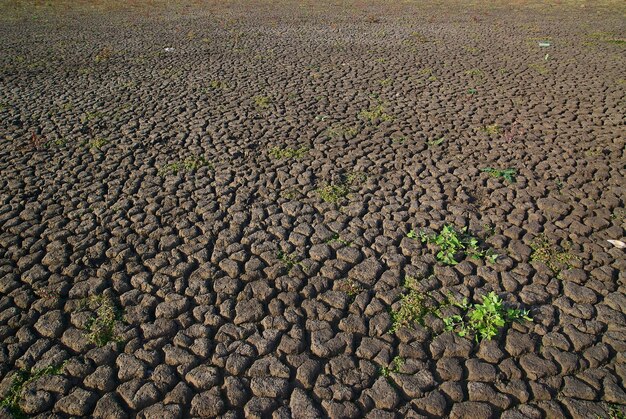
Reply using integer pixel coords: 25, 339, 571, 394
0, 0, 625, 418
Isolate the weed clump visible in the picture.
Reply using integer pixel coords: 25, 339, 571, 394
159, 155, 211, 176
408, 225, 496, 265
389, 276, 438, 333
481, 167, 517, 183
1, 362, 66, 418
530, 234, 578, 273
268, 146, 308, 160
79, 295, 124, 347
443, 292, 531, 341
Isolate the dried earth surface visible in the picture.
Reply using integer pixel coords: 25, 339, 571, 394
0, 0, 625, 418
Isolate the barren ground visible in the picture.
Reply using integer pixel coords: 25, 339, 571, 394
0, 1, 625, 418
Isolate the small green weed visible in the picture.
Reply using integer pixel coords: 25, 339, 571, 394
607, 404, 626, 419
82, 295, 123, 347
317, 183, 349, 204
277, 251, 305, 272
325, 126, 359, 139
466, 88, 478, 95
379, 78, 392, 86
254, 96, 271, 109
87, 138, 108, 150
269, 146, 308, 159
480, 124, 502, 137
159, 156, 211, 176
481, 167, 517, 183
94, 47, 113, 63
528, 63, 549, 74
465, 68, 483, 77
358, 104, 394, 123
530, 235, 578, 273
208, 80, 227, 89
443, 291, 531, 341
337, 279, 362, 300
44, 138, 66, 149
427, 137, 445, 147
389, 276, 435, 333
326, 233, 352, 246
409, 225, 489, 265
1, 362, 67, 418
316, 172, 364, 204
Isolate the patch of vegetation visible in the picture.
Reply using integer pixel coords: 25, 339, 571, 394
159, 156, 211, 176
44, 138, 66, 149
87, 138, 108, 150
280, 188, 303, 200
253, 95, 272, 109
316, 172, 365, 204
530, 234, 578, 273
325, 125, 359, 139
443, 292, 531, 341
80, 295, 124, 347
380, 356, 405, 378
317, 183, 350, 204
208, 80, 227, 90
608, 404, 626, 419
1, 362, 67, 418
390, 276, 437, 333
528, 63, 549, 75
379, 78, 392, 86
481, 167, 517, 183
277, 251, 305, 272
465, 68, 483, 77
269, 146, 308, 159
358, 103, 394, 123
326, 233, 352, 246
408, 225, 494, 265
427, 137, 445, 147
480, 124, 502, 137
94, 47, 113, 63
337, 279, 362, 300
466, 88, 478, 95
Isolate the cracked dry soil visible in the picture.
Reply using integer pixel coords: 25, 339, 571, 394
0, 0, 625, 418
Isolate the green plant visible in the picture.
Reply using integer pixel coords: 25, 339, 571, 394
466, 88, 478, 95
379, 78, 392, 86
480, 124, 501, 137
87, 138, 108, 150
427, 137, 445, 147
83, 295, 123, 347
379, 365, 391, 378
389, 276, 434, 333
208, 80, 227, 89
316, 183, 350, 204
409, 225, 486, 265
269, 146, 308, 159
608, 404, 626, 419
94, 46, 113, 63
465, 68, 483, 77
159, 156, 211, 176
326, 233, 352, 246
1, 363, 67, 418
325, 126, 359, 139
44, 138, 66, 149
530, 235, 578, 273
358, 103, 394, 123
443, 291, 531, 341
481, 167, 517, 183
254, 95, 271, 109
528, 63, 549, 75
337, 279, 362, 300
391, 356, 405, 372
277, 251, 305, 272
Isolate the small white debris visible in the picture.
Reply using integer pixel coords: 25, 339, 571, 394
164, 47, 175, 52
607, 240, 626, 249
538, 41, 551, 47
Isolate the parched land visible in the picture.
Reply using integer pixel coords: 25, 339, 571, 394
0, 0, 624, 417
